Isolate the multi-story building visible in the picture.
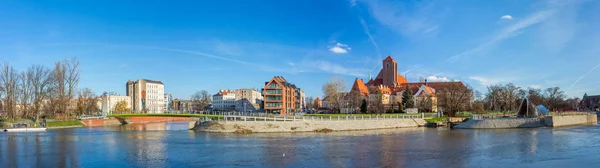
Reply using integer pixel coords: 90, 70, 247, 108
164, 93, 172, 112
234, 88, 264, 112
212, 90, 236, 111
100, 93, 131, 115
126, 79, 165, 113
263, 76, 303, 115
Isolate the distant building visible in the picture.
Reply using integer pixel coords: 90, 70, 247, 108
234, 88, 263, 112
100, 93, 131, 115
126, 79, 165, 113
263, 76, 303, 115
164, 93, 172, 112
212, 90, 236, 111
580, 93, 600, 111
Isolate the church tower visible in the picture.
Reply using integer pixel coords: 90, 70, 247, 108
382, 56, 398, 88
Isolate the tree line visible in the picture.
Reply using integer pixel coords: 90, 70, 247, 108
471, 83, 579, 113
0, 58, 97, 120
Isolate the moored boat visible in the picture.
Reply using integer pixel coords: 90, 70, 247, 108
3, 127, 47, 132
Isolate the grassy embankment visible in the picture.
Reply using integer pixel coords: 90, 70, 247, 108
107, 113, 223, 118
46, 120, 84, 127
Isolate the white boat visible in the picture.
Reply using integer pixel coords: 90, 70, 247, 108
3, 127, 47, 132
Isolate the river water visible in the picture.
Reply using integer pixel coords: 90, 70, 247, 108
1, 122, 600, 168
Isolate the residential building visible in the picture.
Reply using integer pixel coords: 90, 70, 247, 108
100, 93, 131, 115
212, 90, 236, 111
350, 56, 469, 113
126, 79, 165, 113
298, 89, 305, 112
314, 97, 322, 109
580, 93, 600, 111
164, 93, 172, 112
234, 88, 263, 112
263, 76, 303, 115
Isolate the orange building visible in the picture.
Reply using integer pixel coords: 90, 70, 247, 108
263, 76, 302, 115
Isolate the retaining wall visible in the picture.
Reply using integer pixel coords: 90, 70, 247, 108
191, 119, 425, 133
454, 118, 545, 129
545, 114, 597, 127
81, 118, 122, 127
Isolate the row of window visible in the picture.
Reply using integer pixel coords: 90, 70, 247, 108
266, 90, 282, 94
267, 83, 281, 88
266, 102, 283, 107
266, 96, 282, 100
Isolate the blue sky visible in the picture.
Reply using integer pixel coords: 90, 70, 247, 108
1, 0, 599, 99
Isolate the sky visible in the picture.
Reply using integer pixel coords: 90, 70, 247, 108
1, 0, 599, 99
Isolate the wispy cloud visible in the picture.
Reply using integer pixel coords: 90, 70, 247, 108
214, 40, 244, 56
500, 15, 513, 20
363, 0, 444, 37
569, 60, 600, 90
306, 60, 367, 77
469, 76, 516, 86
350, 0, 357, 7
119, 64, 128, 68
447, 1, 581, 63
328, 42, 351, 54
447, 10, 554, 62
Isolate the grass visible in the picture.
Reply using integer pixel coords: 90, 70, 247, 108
305, 113, 430, 117
46, 120, 84, 127
424, 117, 447, 123
107, 113, 223, 118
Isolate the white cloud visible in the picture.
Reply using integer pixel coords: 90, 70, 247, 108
328, 42, 351, 54
529, 85, 542, 89
500, 15, 513, 20
425, 76, 451, 82
350, 0, 357, 7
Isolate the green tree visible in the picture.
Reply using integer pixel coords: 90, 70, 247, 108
402, 86, 415, 108
360, 99, 368, 114
397, 101, 404, 113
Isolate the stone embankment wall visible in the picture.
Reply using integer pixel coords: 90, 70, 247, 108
454, 118, 545, 129
545, 114, 597, 127
82, 116, 194, 127
81, 118, 122, 127
191, 119, 426, 133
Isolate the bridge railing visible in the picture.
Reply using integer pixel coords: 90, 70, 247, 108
216, 113, 430, 122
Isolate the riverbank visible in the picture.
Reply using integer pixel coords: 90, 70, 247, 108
454, 113, 597, 129
191, 118, 427, 133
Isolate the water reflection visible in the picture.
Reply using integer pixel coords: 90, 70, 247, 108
1, 123, 599, 167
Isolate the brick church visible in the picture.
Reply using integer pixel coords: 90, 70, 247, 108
351, 56, 467, 112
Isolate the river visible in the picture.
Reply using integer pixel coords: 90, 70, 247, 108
1, 122, 600, 167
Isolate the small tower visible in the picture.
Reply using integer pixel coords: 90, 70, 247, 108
382, 56, 398, 88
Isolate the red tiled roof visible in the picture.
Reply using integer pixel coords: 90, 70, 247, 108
384, 55, 396, 62
352, 78, 370, 96
397, 75, 408, 84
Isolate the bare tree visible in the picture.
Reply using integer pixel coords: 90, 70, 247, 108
372, 90, 384, 115
191, 90, 211, 112
19, 71, 33, 118
348, 91, 365, 113
28, 65, 54, 120
544, 87, 566, 112
0, 62, 20, 120
437, 82, 472, 117
305, 96, 315, 110
52, 58, 80, 118
322, 77, 346, 113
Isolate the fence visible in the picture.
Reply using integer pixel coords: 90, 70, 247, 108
202, 113, 434, 123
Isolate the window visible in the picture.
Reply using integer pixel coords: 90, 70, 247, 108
386, 63, 389, 70
266, 90, 282, 94
267, 83, 281, 88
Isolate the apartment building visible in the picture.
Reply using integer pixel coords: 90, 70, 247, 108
234, 88, 264, 112
263, 76, 303, 115
100, 93, 131, 115
126, 79, 165, 113
212, 90, 236, 111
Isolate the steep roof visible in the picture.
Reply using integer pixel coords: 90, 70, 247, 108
143, 79, 164, 84
383, 55, 396, 62
351, 78, 370, 96
397, 75, 408, 84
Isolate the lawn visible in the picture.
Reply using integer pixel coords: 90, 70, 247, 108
107, 113, 223, 118
424, 117, 447, 123
305, 113, 433, 117
46, 120, 84, 127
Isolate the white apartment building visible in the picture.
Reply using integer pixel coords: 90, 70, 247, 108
212, 90, 237, 111
234, 88, 264, 112
164, 93, 172, 112
101, 94, 131, 115
126, 79, 165, 113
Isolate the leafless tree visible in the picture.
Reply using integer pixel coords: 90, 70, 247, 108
52, 58, 80, 118
0, 62, 20, 120
28, 65, 54, 120
437, 82, 472, 117
348, 90, 365, 113
544, 87, 567, 111
19, 70, 33, 118
322, 77, 346, 113
191, 90, 211, 112
305, 97, 315, 110
372, 90, 384, 115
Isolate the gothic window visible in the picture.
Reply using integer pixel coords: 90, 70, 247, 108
386, 63, 389, 69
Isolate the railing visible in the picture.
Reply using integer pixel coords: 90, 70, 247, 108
215, 113, 431, 122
